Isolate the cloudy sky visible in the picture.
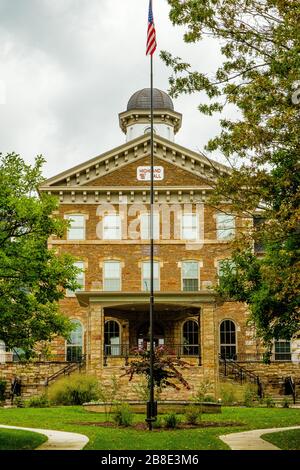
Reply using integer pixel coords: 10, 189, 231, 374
0, 0, 230, 178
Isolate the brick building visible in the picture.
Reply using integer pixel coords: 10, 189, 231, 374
1, 88, 299, 400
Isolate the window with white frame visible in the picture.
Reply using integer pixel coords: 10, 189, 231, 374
66, 214, 85, 240
182, 261, 199, 291
103, 214, 121, 240
274, 340, 291, 361
181, 214, 198, 240
66, 261, 84, 297
216, 213, 235, 240
66, 320, 83, 361
103, 261, 121, 291
140, 213, 160, 240
142, 261, 160, 291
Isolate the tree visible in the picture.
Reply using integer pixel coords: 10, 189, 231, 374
123, 345, 190, 391
162, 1, 300, 348
0, 153, 80, 356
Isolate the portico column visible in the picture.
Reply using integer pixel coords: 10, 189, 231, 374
201, 303, 219, 397
86, 301, 104, 376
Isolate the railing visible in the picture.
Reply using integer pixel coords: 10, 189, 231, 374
45, 354, 86, 386
224, 353, 297, 363
219, 354, 263, 398
104, 344, 201, 366
285, 376, 296, 404
1, 353, 84, 363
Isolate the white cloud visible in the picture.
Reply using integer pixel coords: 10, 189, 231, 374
0, 0, 235, 177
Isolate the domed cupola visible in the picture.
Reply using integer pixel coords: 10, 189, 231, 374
119, 88, 182, 142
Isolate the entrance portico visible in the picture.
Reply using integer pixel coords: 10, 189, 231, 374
76, 291, 219, 397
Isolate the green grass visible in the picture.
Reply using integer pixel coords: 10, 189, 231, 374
0, 406, 299, 450
262, 428, 300, 450
0, 428, 47, 450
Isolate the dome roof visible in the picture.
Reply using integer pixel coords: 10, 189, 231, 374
127, 88, 174, 111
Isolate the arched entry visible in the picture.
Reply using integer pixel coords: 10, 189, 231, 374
137, 322, 165, 349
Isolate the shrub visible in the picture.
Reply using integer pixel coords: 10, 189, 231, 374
152, 417, 163, 429
98, 375, 122, 420
113, 403, 133, 427
0, 380, 6, 402
264, 396, 275, 408
193, 379, 213, 402
202, 395, 216, 403
48, 373, 99, 405
185, 405, 201, 425
244, 386, 258, 407
164, 413, 181, 429
26, 394, 50, 408
282, 397, 290, 408
220, 383, 237, 405
14, 397, 25, 408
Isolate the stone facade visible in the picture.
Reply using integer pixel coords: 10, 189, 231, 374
1, 90, 299, 401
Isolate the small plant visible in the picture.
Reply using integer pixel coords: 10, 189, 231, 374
0, 380, 7, 402
14, 397, 25, 408
244, 386, 258, 407
48, 373, 100, 405
152, 416, 163, 429
264, 396, 275, 408
193, 379, 213, 402
164, 412, 181, 429
98, 374, 122, 420
220, 383, 237, 405
282, 397, 290, 408
185, 405, 201, 425
202, 395, 216, 403
26, 394, 50, 408
113, 403, 133, 427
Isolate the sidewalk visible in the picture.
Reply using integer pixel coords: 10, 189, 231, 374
0, 424, 89, 450
220, 425, 300, 450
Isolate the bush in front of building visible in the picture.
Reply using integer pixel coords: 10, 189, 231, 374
25, 394, 50, 408
48, 373, 100, 405
164, 412, 181, 429
113, 403, 134, 427
184, 405, 202, 425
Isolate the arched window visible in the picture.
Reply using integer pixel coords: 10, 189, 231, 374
104, 321, 120, 356
182, 320, 199, 356
66, 320, 83, 362
220, 320, 236, 359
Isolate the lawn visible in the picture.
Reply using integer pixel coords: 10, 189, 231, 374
0, 406, 299, 450
0, 428, 47, 450
262, 428, 300, 450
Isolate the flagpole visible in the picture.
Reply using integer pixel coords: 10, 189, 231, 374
146, 0, 157, 432
149, 52, 155, 431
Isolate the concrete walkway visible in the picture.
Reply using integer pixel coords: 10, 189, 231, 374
220, 425, 300, 450
0, 424, 89, 450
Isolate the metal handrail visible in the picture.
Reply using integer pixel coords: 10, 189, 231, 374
286, 376, 296, 404
104, 343, 200, 357
45, 354, 86, 386
219, 354, 263, 398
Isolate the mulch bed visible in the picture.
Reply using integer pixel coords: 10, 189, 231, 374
71, 421, 244, 431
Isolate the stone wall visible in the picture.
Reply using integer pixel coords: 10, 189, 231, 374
0, 362, 73, 399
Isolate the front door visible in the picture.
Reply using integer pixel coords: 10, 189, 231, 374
137, 322, 164, 350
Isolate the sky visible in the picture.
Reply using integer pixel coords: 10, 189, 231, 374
0, 0, 231, 178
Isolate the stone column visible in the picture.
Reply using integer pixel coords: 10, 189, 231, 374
86, 301, 104, 377
200, 303, 219, 398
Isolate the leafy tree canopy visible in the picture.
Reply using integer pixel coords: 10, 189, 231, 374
162, 0, 300, 346
0, 153, 80, 356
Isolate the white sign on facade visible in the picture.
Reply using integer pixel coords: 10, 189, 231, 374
137, 166, 164, 181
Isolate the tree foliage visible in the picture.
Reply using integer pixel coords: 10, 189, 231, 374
162, 0, 300, 345
123, 345, 190, 391
0, 153, 79, 355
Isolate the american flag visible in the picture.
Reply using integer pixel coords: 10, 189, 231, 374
146, 0, 156, 56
